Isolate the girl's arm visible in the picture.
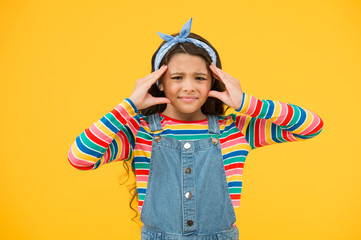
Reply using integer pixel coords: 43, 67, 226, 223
233, 92, 324, 150
207, 62, 323, 149
68, 65, 170, 170
67, 99, 139, 170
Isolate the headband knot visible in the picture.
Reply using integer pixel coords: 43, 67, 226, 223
174, 36, 186, 43
154, 17, 217, 73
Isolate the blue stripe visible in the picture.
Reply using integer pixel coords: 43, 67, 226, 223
284, 105, 306, 131
137, 188, 146, 194
111, 139, 118, 161
100, 116, 119, 133
76, 135, 103, 158
124, 124, 135, 149
134, 156, 151, 163
94, 160, 101, 169
125, 98, 138, 113
271, 123, 282, 143
223, 122, 236, 132
265, 100, 274, 119
236, 92, 246, 112
228, 181, 242, 187
223, 150, 249, 160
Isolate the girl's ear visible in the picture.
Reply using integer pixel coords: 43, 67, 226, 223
158, 82, 164, 91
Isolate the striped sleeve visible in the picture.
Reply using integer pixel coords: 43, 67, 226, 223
234, 92, 324, 150
67, 98, 140, 170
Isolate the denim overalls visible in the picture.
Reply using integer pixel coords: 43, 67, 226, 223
140, 113, 239, 240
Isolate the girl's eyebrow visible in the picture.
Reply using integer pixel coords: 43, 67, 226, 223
170, 72, 208, 76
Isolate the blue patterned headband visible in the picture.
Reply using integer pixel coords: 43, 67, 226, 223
154, 18, 217, 71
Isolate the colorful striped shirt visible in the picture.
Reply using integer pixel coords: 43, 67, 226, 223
68, 92, 324, 212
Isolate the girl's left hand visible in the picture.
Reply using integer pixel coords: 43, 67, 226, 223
208, 62, 244, 110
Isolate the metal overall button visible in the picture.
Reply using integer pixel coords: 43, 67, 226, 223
185, 192, 192, 199
211, 137, 218, 145
184, 142, 191, 149
185, 167, 191, 174
154, 135, 161, 142
187, 220, 194, 226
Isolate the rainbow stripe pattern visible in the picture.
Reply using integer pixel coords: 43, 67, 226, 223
68, 92, 324, 213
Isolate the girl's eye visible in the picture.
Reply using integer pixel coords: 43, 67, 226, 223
172, 76, 182, 80
196, 77, 207, 81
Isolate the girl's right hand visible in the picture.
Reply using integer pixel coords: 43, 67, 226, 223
128, 65, 171, 110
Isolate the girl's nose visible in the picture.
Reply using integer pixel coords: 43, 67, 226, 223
182, 78, 196, 92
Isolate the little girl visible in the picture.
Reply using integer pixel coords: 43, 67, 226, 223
68, 18, 324, 240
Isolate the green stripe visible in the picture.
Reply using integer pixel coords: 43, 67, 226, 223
138, 194, 145, 201
166, 134, 209, 140
229, 188, 242, 194
288, 104, 300, 126
138, 131, 153, 140
106, 112, 123, 129
221, 126, 239, 138
112, 124, 133, 148
258, 100, 269, 118
276, 125, 287, 142
224, 156, 246, 165
109, 143, 115, 161
80, 132, 106, 153
134, 163, 150, 169
248, 118, 256, 149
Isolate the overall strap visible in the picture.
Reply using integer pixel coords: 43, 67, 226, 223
148, 113, 163, 132
206, 115, 220, 135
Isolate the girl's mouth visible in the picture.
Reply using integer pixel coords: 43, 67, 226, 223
178, 96, 198, 102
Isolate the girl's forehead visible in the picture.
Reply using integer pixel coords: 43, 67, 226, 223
167, 54, 209, 73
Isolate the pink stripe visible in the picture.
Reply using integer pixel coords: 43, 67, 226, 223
138, 206, 142, 212
127, 118, 138, 135
221, 135, 241, 148
114, 104, 139, 135
298, 110, 319, 135
115, 103, 133, 120
90, 124, 112, 142
134, 143, 152, 151
103, 149, 109, 162
287, 131, 298, 141
163, 119, 209, 126
259, 119, 267, 146
236, 115, 248, 132
245, 95, 257, 115
136, 175, 149, 182
68, 148, 95, 167
225, 168, 243, 177
273, 102, 288, 125
232, 200, 240, 207
140, 119, 150, 128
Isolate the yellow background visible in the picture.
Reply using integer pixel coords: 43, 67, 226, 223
1, 0, 360, 239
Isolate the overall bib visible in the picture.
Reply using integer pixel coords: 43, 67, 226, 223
140, 113, 239, 240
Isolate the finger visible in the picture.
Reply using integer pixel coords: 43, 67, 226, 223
151, 97, 171, 105
212, 73, 222, 82
209, 64, 222, 82
152, 66, 168, 85
208, 90, 227, 102
144, 65, 168, 85
210, 63, 228, 83
211, 63, 233, 81
214, 67, 231, 86
215, 67, 236, 82
143, 65, 167, 79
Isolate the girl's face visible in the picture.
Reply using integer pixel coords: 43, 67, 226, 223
159, 53, 212, 121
